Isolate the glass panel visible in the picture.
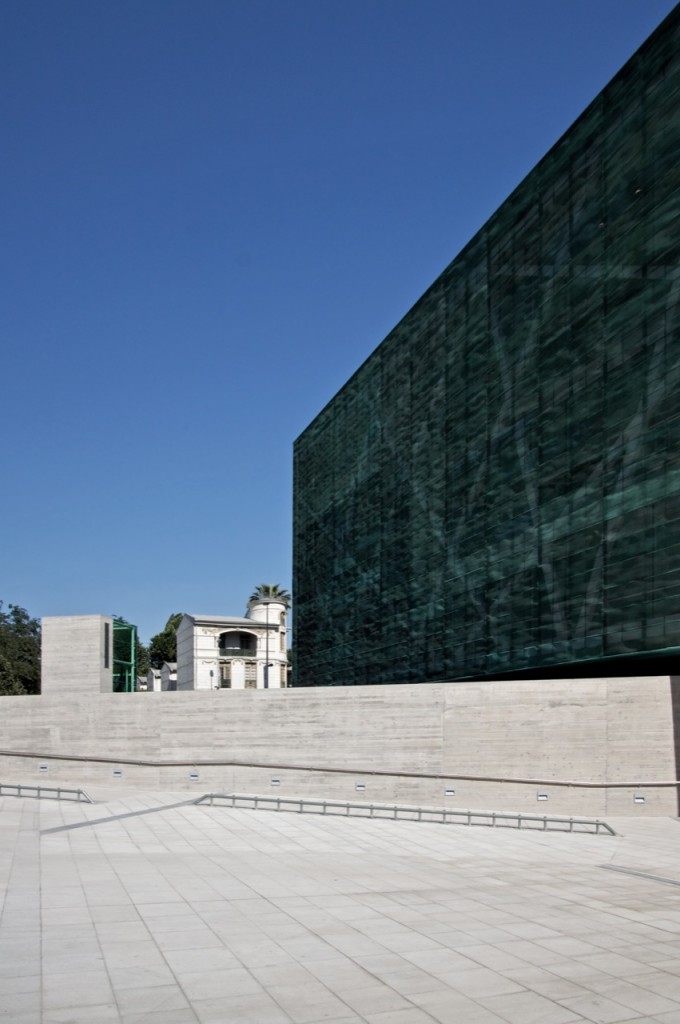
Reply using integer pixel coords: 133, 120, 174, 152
293, 9, 680, 686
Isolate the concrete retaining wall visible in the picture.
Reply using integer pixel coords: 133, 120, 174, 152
0, 677, 677, 816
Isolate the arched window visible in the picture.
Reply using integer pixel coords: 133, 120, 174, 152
218, 631, 257, 657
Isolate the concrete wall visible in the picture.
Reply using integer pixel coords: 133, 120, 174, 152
41, 615, 113, 695
175, 615, 194, 689
1, 676, 677, 816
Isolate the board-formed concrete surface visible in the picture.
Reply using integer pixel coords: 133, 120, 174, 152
2, 790, 680, 1024
41, 615, 113, 695
1, 676, 678, 816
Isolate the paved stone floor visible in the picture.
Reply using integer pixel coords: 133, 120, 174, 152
2, 791, 680, 1024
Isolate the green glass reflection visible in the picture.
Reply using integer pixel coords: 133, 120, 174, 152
294, 9, 680, 686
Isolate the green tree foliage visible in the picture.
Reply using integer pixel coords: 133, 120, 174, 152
148, 612, 182, 669
0, 601, 41, 695
135, 636, 150, 676
0, 652, 25, 694
249, 584, 291, 608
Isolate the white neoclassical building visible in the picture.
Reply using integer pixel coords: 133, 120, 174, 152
176, 599, 288, 691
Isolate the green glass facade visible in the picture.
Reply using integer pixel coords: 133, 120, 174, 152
293, 8, 680, 687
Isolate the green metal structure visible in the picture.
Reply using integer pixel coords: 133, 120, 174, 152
112, 618, 137, 692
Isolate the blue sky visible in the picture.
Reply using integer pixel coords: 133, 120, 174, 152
1, 0, 676, 642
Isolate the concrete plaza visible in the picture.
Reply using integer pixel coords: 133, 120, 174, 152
2, 791, 680, 1024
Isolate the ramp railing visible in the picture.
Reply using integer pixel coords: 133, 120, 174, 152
195, 792, 616, 835
0, 782, 93, 803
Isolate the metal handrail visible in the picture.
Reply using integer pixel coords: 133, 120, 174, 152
195, 792, 616, 835
0, 748, 675, 790
0, 782, 93, 803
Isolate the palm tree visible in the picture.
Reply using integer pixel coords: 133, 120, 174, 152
249, 584, 291, 608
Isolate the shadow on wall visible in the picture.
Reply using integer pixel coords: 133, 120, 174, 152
671, 677, 680, 816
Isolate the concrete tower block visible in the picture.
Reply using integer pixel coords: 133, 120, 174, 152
41, 615, 114, 695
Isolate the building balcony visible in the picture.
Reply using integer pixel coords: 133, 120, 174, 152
218, 648, 258, 659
